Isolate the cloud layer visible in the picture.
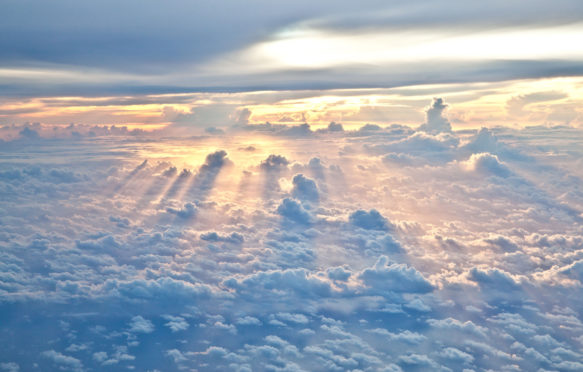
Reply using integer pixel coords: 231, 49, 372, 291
1, 100, 583, 371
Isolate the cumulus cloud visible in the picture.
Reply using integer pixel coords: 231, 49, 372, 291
327, 122, 344, 132
462, 152, 512, 177
277, 198, 313, 225
418, 98, 452, 134
2, 106, 583, 371
462, 127, 501, 154
167, 202, 197, 219
129, 315, 155, 334
291, 174, 319, 203
349, 209, 392, 231
359, 256, 433, 294
18, 127, 40, 139
260, 154, 290, 171
162, 315, 190, 332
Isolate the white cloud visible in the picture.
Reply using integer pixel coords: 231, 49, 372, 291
42, 351, 83, 372
129, 315, 155, 334
1, 105, 583, 371
162, 315, 189, 332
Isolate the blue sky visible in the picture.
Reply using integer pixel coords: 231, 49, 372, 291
1, 2, 583, 372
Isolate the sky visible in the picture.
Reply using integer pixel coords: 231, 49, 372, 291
1, 1, 583, 372
1, 0, 583, 132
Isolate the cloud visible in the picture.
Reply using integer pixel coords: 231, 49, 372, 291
368, 328, 427, 345
0, 363, 19, 372
398, 353, 440, 369
368, 131, 459, 165
484, 235, 520, 252
560, 259, 583, 282
236, 316, 262, 326
507, 91, 568, 117
327, 266, 352, 281
439, 346, 474, 365
2, 1, 583, 97
382, 152, 419, 166
187, 150, 232, 200
427, 318, 488, 338
18, 127, 40, 139
462, 127, 501, 154
418, 98, 452, 134
260, 154, 290, 171
276, 198, 313, 225
274, 312, 309, 325
167, 202, 197, 219
462, 152, 512, 177
42, 351, 83, 372
93, 352, 108, 363
2, 112, 583, 371
327, 122, 344, 132
223, 267, 332, 298
349, 209, 392, 231
129, 315, 155, 333
291, 174, 319, 203
200, 231, 244, 244
358, 256, 433, 294
163, 315, 190, 332
461, 127, 528, 161
103, 277, 213, 302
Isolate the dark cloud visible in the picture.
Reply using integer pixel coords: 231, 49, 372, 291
18, 127, 40, 139
277, 198, 313, 225
349, 209, 392, 231
260, 154, 290, 171
200, 231, 244, 244
291, 174, 319, 203
166, 202, 197, 219
327, 122, 344, 132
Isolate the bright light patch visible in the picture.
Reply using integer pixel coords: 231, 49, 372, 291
243, 24, 583, 69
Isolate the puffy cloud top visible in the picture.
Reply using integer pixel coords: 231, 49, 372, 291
201, 150, 230, 171
349, 209, 392, 231
291, 174, 319, 202
359, 256, 434, 294
463, 127, 500, 154
463, 152, 512, 177
276, 198, 312, 224
418, 98, 452, 134
261, 154, 289, 171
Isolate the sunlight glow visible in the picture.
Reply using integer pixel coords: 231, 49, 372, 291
1, 78, 582, 135
246, 24, 583, 69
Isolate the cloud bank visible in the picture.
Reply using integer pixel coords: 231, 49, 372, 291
1, 100, 583, 371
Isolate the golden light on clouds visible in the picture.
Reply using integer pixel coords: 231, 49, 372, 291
246, 77, 583, 129
1, 77, 582, 134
